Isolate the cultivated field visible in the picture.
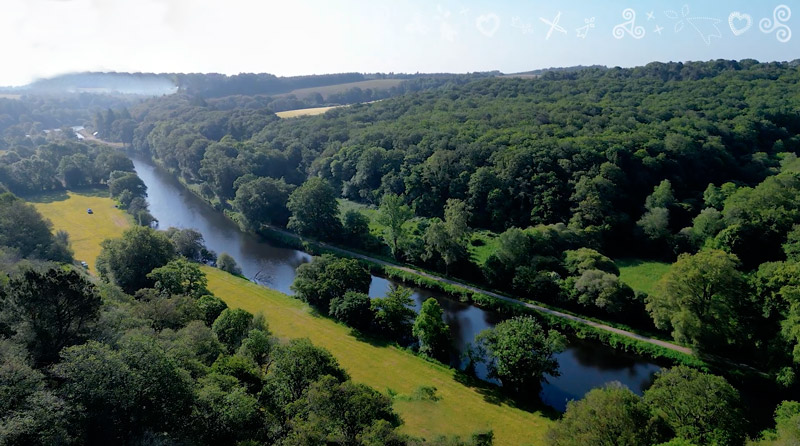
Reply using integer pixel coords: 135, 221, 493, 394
281, 78, 405, 100
616, 258, 671, 295
205, 266, 554, 446
30, 189, 130, 270
275, 105, 343, 118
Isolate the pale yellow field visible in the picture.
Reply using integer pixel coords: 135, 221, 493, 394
282, 79, 404, 99
275, 105, 343, 118
205, 266, 554, 446
32, 190, 130, 271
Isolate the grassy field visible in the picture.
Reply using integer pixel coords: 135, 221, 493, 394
30, 189, 130, 271
338, 198, 384, 232
275, 105, 343, 118
468, 230, 500, 266
616, 258, 671, 295
28, 189, 552, 444
282, 79, 404, 100
205, 266, 554, 446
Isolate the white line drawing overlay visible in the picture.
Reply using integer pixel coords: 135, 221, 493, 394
511, 16, 535, 35
436, 5, 458, 42
476, 13, 501, 37
612, 8, 646, 39
728, 11, 753, 36
760, 4, 792, 43
664, 4, 722, 45
540, 12, 567, 40
576, 17, 596, 39
654, 25, 664, 35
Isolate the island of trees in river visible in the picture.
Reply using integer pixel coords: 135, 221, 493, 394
1, 59, 800, 445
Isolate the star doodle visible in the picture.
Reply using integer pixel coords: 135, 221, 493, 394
647, 11, 655, 21
654, 24, 664, 35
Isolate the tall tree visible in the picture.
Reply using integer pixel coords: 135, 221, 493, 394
546, 383, 662, 446
290, 254, 371, 312
412, 298, 451, 361
147, 258, 210, 299
287, 375, 399, 445
165, 227, 210, 262
266, 338, 349, 408
372, 286, 416, 343
233, 176, 294, 229
646, 249, 750, 351
0, 193, 70, 261
4, 267, 101, 365
212, 308, 259, 353
475, 316, 565, 394
643, 366, 744, 446
287, 177, 342, 240
424, 199, 472, 274
377, 193, 414, 259
96, 226, 176, 294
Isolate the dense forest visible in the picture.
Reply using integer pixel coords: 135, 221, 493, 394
3, 59, 800, 445
97, 59, 800, 370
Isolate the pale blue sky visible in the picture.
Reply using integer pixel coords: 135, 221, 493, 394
0, 0, 797, 86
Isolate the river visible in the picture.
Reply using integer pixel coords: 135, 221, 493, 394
131, 157, 661, 411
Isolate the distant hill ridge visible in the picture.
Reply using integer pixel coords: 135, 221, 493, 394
0, 70, 503, 98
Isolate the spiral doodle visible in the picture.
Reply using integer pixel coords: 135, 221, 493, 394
621, 8, 636, 21
612, 8, 646, 40
760, 4, 792, 43
612, 23, 627, 39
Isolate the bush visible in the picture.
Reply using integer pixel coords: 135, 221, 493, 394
329, 291, 374, 329
217, 252, 242, 276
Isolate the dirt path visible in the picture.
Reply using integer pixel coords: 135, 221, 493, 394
78, 129, 125, 148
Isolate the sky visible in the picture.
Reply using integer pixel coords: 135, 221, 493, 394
0, 0, 798, 86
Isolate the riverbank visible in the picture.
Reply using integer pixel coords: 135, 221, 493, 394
127, 151, 705, 368
253, 224, 705, 364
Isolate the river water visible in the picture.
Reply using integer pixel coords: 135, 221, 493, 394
132, 157, 661, 411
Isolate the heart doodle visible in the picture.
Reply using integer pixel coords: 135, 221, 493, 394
476, 13, 501, 37
728, 11, 752, 36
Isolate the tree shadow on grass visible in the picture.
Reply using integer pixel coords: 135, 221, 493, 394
452, 370, 561, 420
69, 186, 110, 198
24, 186, 109, 203
23, 190, 70, 203
350, 328, 393, 348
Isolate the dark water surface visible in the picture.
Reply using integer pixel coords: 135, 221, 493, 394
132, 157, 661, 411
